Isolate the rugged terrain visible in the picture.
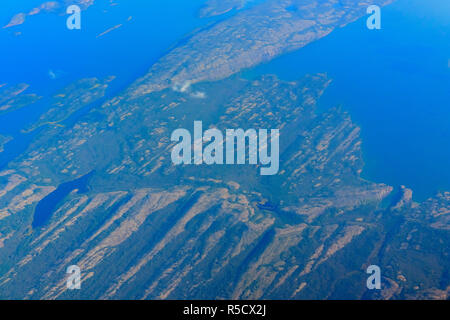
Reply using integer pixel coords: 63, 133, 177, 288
0, 72, 448, 299
0, 0, 448, 300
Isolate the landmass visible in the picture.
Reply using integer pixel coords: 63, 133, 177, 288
23, 77, 115, 133
199, 0, 254, 18
0, 0, 447, 300
0, 84, 41, 115
2, 0, 95, 29
0, 135, 13, 153
0, 73, 447, 299
127, 0, 395, 98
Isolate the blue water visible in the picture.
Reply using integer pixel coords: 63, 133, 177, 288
243, 0, 450, 201
32, 171, 94, 228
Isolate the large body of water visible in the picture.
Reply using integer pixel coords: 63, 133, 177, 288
245, 0, 450, 201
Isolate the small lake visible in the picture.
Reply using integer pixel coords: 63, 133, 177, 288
32, 171, 94, 228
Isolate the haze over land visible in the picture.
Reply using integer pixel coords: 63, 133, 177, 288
0, 0, 448, 299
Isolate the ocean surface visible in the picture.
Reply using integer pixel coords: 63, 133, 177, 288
244, 0, 450, 201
